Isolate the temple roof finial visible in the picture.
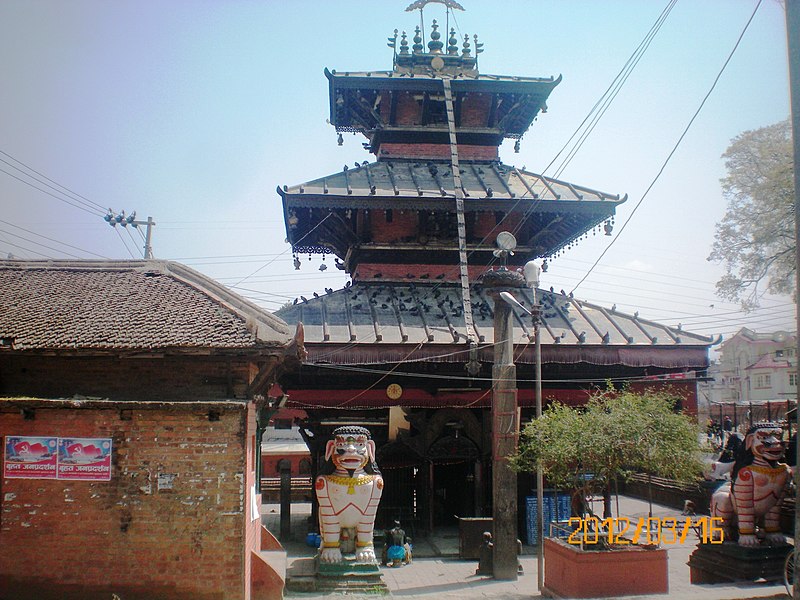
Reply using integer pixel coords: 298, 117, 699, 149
412, 26, 423, 54
447, 28, 458, 55
428, 20, 443, 54
399, 31, 409, 55
461, 33, 471, 57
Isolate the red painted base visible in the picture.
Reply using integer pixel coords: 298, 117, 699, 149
543, 537, 669, 598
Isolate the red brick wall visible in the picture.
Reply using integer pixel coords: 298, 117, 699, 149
371, 209, 419, 243
0, 356, 254, 401
473, 211, 522, 241
379, 143, 497, 161
354, 262, 490, 282
0, 400, 250, 600
459, 93, 492, 127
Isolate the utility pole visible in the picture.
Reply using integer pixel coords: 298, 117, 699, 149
787, 0, 800, 597
104, 210, 156, 259
484, 232, 524, 581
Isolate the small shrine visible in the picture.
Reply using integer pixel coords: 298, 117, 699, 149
274, 2, 712, 535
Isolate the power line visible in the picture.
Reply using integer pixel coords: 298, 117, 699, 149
0, 166, 101, 216
0, 238, 51, 259
0, 150, 108, 213
0, 227, 84, 259
114, 227, 137, 258
549, 0, 678, 180
0, 218, 108, 259
570, 0, 765, 295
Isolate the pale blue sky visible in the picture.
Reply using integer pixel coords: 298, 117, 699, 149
0, 0, 794, 343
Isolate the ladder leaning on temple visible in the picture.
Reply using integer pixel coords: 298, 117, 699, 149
442, 77, 477, 348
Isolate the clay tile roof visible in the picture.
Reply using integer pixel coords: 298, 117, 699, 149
0, 259, 292, 352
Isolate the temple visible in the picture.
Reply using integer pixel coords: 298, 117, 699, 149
274, 8, 712, 534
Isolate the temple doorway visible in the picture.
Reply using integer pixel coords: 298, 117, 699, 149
432, 460, 476, 525
428, 428, 480, 527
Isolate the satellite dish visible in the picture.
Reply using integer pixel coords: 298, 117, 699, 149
496, 231, 517, 252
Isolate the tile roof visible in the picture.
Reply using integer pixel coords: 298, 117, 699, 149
275, 279, 713, 368
746, 353, 792, 370
0, 260, 291, 352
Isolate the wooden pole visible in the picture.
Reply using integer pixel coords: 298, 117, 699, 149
489, 283, 520, 581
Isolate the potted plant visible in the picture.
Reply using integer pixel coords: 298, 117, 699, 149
513, 388, 702, 598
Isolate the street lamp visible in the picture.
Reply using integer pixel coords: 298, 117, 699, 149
499, 258, 544, 591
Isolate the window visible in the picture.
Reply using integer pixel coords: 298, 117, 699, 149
787, 347, 796, 358
755, 374, 772, 388
790, 373, 797, 387
272, 418, 293, 430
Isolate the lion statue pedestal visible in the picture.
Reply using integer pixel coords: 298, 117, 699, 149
314, 426, 387, 593
689, 422, 791, 585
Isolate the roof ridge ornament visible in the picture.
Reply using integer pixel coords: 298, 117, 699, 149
405, 0, 465, 11
428, 20, 444, 53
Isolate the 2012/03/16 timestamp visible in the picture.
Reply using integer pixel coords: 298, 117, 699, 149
566, 516, 724, 545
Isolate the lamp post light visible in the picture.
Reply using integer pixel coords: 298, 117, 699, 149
499, 258, 544, 591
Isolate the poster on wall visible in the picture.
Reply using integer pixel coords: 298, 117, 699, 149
4, 436, 58, 479
57, 438, 113, 481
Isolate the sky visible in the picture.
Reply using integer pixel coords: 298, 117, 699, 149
0, 0, 795, 349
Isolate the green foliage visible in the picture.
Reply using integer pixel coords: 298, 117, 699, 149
708, 119, 794, 311
513, 389, 702, 507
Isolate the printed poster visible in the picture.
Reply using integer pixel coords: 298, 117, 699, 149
4, 436, 58, 479
57, 437, 112, 481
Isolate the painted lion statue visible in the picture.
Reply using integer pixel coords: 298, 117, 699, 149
710, 422, 791, 546
315, 426, 383, 563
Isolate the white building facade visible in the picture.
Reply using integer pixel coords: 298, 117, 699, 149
703, 328, 796, 425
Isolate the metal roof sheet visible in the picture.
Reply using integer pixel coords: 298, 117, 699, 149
275, 279, 712, 355
282, 160, 624, 207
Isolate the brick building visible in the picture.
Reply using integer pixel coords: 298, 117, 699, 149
0, 260, 300, 600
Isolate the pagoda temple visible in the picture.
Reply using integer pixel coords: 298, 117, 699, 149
274, 10, 711, 533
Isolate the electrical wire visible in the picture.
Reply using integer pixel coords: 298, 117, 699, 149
233, 212, 333, 287
0, 219, 108, 259
114, 227, 136, 258
125, 226, 143, 258
0, 166, 101, 216
0, 227, 84, 259
0, 150, 108, 213
0, 238, 51, 259
570, 0, 764, 295
549, 0, 678, 180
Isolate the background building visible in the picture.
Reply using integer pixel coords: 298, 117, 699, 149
702, 327, 797, 428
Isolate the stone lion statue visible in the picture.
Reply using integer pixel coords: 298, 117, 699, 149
710, 422, 791, 546
315, 426, 383, 563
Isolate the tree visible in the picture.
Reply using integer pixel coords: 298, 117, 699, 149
512, 388, 702, 519
708, 119, 793, 311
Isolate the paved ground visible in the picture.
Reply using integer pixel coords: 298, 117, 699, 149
262, 496, 791, 599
